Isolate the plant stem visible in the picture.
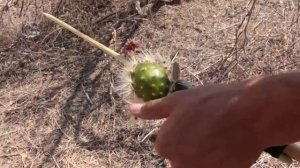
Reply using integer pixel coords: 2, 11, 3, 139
43, 12, 126, 64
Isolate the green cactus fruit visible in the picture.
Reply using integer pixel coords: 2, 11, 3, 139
131, 62, 170, 101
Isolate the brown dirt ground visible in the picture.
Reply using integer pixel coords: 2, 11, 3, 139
1, 0, 300, 167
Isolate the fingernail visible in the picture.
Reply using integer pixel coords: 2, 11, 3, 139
129, 104, 144, 115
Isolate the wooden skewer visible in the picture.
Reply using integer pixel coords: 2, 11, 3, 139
43, 12, 126, 64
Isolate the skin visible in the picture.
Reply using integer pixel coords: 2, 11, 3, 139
129, 71, 300, 168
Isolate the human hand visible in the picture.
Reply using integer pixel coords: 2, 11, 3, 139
130, 83, 266, 168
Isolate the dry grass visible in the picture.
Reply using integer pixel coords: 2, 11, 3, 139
1, 0, 300, 167
0, 0, 54, 49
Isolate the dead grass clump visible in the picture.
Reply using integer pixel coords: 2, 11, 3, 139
0, 0, 54, 49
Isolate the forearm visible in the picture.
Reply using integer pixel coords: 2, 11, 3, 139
238, 71, 300, 147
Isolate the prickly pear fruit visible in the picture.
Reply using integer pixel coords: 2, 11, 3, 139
131, 62, 170, 101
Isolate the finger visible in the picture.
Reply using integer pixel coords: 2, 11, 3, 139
129, 98, 173, 120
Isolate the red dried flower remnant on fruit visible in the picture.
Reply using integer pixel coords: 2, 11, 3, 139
122, 41, 140, 57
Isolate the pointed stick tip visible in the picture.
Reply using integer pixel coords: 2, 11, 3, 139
42, 12, 50, 17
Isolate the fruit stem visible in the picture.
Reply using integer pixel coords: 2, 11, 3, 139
43, 12, 126, 64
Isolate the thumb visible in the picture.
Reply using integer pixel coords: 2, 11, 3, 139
129, 98, 173, 120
